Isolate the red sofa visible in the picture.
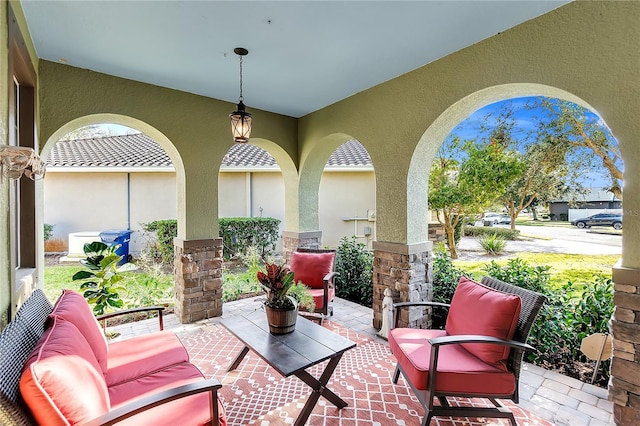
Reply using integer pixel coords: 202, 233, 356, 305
18, 290, 226, 426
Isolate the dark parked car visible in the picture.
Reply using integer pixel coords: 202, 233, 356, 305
571, 213, 623, 230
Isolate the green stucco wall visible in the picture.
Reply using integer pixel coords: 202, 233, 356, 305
38, 62, 298, 240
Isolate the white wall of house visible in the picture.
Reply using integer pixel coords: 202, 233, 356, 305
44, 170, 177, 254
319, 170, 376, 249
44, 167, 375, 255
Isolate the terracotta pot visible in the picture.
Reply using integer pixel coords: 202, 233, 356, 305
264, 304, 298, 334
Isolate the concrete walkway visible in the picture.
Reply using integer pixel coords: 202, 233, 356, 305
110, 296, 614, 425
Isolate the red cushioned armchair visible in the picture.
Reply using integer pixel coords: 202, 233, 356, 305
289, 248, 337, 316
389, 276, 545, 426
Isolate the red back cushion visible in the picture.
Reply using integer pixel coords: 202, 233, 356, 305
50, 289, 109, 373
445, 277, 521, 366
20, 316, 109, 425
289, 251, 335, 289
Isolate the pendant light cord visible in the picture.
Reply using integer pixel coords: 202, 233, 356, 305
239, 55, 244, 102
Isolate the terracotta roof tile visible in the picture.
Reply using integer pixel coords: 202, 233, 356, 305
47, 133, 372, 168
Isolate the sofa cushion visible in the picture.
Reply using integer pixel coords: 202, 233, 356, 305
445, 277, 521, 367
289, 251, 335, 289
109, 362, 227, 426
106, 331, 190, 386
20, 316, 109, 425
389, 328, 516, 395
50, 289, 109, 373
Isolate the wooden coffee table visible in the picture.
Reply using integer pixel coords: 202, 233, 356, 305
220, 311, 356, 426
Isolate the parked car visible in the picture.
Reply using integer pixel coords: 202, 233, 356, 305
570, 213, 623, 230
483, 213, 511, 225
498, 214, 512, 224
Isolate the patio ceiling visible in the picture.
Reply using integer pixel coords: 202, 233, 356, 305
20, 1, 568, 118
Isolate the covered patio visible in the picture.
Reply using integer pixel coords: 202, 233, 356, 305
110, 296, 613, 425
2, 1, 639, 424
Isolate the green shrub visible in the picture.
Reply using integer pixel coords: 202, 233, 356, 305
464, 225, 520, 240
431, 244, 463, 328
480, 257, 614, 383
335, 236, 373, 307
482, 258, 551, 293
559, 213, 568, 221
478, 233, 506, 255
219, 217, 280, 260
142, 217, 281, 265
142, 219, 178, 265
44, 223, 54, 241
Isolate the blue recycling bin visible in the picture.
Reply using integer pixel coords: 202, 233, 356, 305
99, 230, 132, 265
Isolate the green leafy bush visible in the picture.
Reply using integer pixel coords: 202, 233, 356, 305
141, 219, 177, 264
431, 244, 463, 328
219, 217, 280, 260
478, 233, 506, 255
142, 217, 281, 264
480, 257, 614, 384
44, 223, 54, 241
464, 225, 520, 240
482, 258, 551, 293
335, 236, 373, 307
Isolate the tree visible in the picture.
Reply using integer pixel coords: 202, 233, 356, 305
429, 137, 522, 258
501, 136, 583, 230
535, 98, 622, 200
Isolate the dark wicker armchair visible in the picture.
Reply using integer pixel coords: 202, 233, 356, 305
389, 276, 546, 426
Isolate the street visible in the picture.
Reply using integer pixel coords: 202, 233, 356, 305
459, 224, 621, 257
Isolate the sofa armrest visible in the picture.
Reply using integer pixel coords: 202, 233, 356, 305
97, 306, 165, 331
81, 378, 222, 426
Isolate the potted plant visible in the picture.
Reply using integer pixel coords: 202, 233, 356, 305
257, 262, 313, 334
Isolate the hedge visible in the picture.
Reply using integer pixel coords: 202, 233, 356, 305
142, 217, 281, 263
464, 225, 520, 240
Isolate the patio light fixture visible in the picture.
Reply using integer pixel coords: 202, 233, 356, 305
230, 47, 252, 143
0, 146, 46, 181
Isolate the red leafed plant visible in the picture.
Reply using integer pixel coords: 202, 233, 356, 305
257, 262, 296, 309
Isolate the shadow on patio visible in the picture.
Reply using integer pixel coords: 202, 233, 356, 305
108, 297, 613, 426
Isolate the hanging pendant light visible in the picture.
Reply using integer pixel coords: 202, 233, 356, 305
230, 47, 252, 143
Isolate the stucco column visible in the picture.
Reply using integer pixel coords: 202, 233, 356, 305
372, 240, 433, 330
610, 261, 640, 424
173, 238, 223, 323
282, 230, 323, 263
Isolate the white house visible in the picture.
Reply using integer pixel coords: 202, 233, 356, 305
44, 133, 376, 255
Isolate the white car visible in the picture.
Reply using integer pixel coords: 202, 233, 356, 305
482, 213, 511, 225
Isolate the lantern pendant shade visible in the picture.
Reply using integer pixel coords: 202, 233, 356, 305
230, 47, 252, 143
230, 101, 252, 143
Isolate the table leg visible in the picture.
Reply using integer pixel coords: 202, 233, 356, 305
227, 346, 250, 372
293, 354, 346, 426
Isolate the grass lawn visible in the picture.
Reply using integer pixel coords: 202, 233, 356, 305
453, 253, 618, 288
44, 263, 174, 307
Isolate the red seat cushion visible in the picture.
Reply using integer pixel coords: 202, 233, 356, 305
309, 287, 335, 310
106, 331, 190, 386
20, 316, 109, 425
389, 328, 516, 395
50, 289, 109, 373
289, 251, 335, 289
109, 362, 227, 426
446, 277, 521, 366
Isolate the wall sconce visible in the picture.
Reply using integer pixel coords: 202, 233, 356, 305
0, 146, 46, 181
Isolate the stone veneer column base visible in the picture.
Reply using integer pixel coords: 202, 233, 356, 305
372, 241, 433, 330
173, 238, 223, 324
610, 260, 640, 425
281, 231, 322, 263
